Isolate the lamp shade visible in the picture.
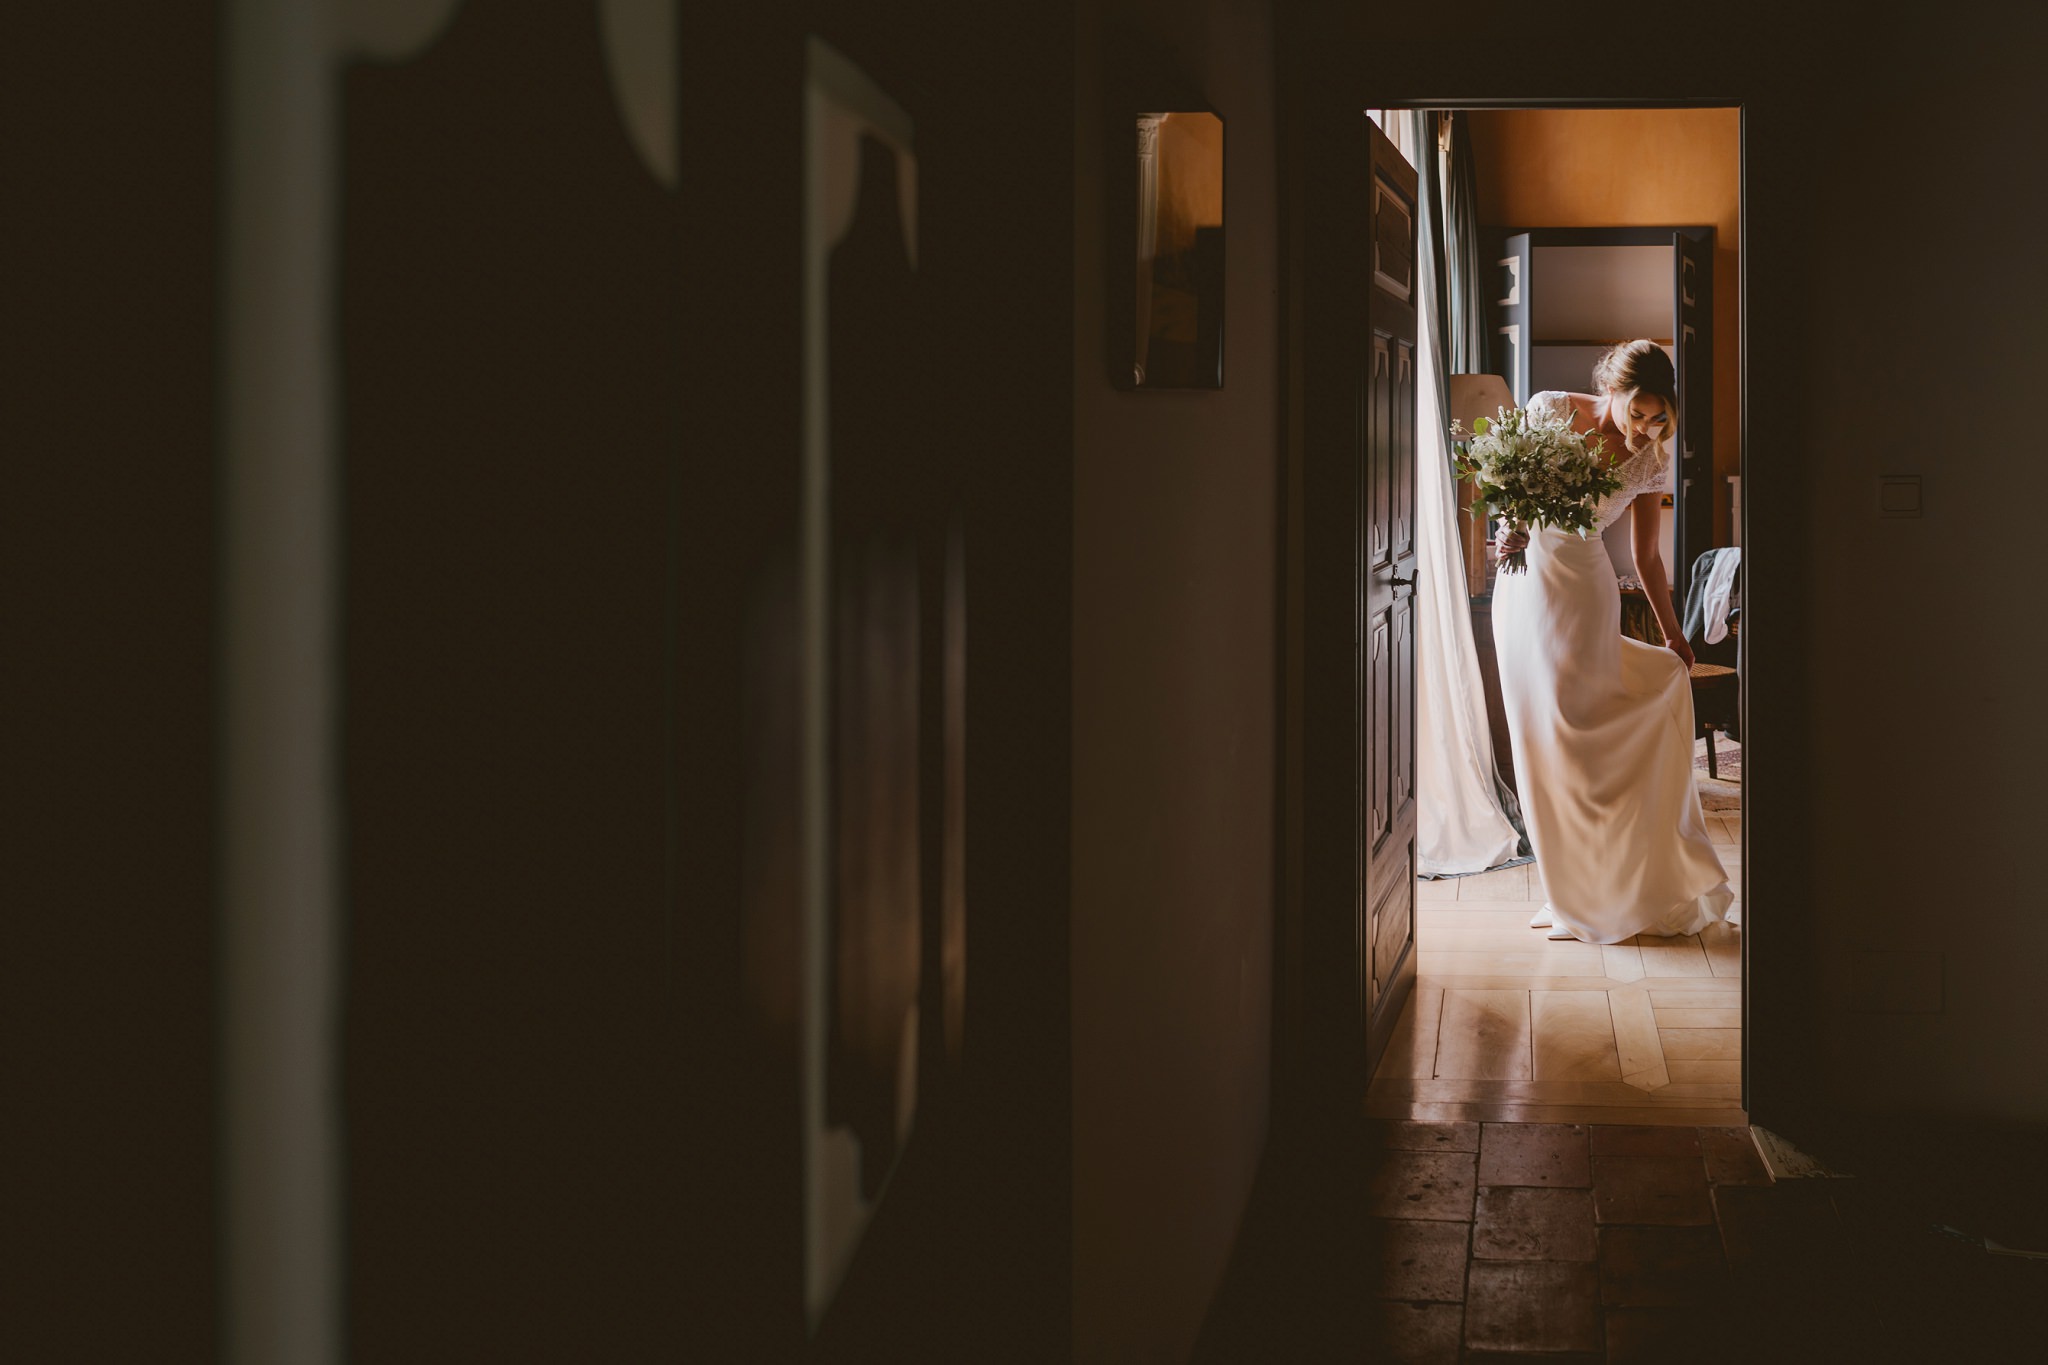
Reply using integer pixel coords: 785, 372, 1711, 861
1446, 373, 1516, 598
1447, 372, 1516, 437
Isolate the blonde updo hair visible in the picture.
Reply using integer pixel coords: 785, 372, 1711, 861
1593, 339, 1679, 432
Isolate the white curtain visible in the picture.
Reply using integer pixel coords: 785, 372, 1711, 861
1393, 116, 1524, 877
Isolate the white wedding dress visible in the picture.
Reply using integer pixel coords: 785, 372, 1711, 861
1491, 391, 1734, 944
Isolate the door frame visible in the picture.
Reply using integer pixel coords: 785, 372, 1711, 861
1274, 92, 1773, 1129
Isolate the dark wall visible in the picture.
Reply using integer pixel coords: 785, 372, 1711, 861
338, 7, 688, 1358
2, 5, 221, 1360
1071, 2, 1282, 1361
1351, 0, 2048, 1132
793, 3, 1077, 1360
675, 2, 1078, 1359
680, 7, 808, 1359
0, 1, 1071, 1358
339, 1, 1079, 1354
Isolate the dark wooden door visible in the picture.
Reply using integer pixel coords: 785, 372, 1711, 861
1673, 228, 1715, 604
1361, 121, 1421, 1075
1299, 112, 1421, 1095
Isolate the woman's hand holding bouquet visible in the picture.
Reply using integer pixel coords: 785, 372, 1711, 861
1450, 404, 1624, 573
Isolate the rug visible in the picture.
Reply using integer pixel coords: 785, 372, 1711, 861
1694, 732, 1741, 810
1696, 775, 1742, 811
1693, 731, 1740, 781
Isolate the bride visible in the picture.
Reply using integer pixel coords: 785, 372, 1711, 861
1491, 340, 1734, 944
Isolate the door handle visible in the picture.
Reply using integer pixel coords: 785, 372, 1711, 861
1388, 573, 1414, 593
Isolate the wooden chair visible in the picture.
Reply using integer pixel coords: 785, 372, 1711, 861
1620, 580, 1739, 778
1683, 548, 1741, 778
1690, 648, 1739, 779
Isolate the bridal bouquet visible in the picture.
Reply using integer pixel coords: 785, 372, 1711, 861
1450, 404, 1623, 573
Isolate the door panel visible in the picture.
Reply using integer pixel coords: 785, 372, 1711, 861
1392, 594, 1414, 818
1393, 344, 1415, 564
1368, 856, 1412, 1015
1367, 609, 1389, 849
1368, 336, 1392, 568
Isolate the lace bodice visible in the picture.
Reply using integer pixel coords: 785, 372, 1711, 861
1528, 390, 1671, 533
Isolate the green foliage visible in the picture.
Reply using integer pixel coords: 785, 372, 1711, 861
1448, 401, 1625, 571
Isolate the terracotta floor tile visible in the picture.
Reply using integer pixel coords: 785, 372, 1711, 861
1592, 1155, 1715, 1226
1477, 1122, 1591, 1187
1597, 1224, 1729, 1307
1591, 1123, 1702, 1157
1714, 1181, 1852, 1298
1462, 1260, 1603, 1354
1473, 1185, 1596, 1262
1603, 1305, 1737, 1361
1366, 1149, 1478, 1221
1372, 1218, 1470, 1302
1699, 1126, 1772, 1186
1721, 1302, 1886, 1365
1365, 1299, 1463, 1363
1368, 1118, 1478, 1153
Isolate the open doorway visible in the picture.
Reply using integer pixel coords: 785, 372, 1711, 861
1369, 106, 1746, 1125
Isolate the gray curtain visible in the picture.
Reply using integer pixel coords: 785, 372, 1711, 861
1410, 110, 1493, 447
1410, 112, 1452, 432
1442, 110, 1489, 378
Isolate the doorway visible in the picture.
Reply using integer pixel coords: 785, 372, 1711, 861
1389, 106, 1746, 1124
1283, 102, 1748, 1127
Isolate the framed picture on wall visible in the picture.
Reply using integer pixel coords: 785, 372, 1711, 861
1122, 109, 1225, 389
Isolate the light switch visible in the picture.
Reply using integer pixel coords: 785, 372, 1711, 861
1879, 475, 1922, 518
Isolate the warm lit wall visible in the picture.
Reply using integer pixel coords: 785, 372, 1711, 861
1467, 108, 1741, 548
1073, 1, 1278, 1361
